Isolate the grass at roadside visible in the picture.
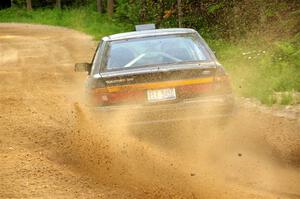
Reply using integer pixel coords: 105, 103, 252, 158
0, 6, 132, 39
209, 36, 300, 105
0, 7, 299, 105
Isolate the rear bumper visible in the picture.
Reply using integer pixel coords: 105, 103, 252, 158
92, 94, 235, 125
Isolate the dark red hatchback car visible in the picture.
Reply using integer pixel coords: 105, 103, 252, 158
75, 25, 234, 125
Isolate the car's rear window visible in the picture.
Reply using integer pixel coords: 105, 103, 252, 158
104, 34, 211, 70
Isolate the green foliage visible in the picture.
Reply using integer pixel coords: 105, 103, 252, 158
115, 0, 299, 40
207, 3, 224, 14
115, 0, 177, 27
115, 0, 141, 24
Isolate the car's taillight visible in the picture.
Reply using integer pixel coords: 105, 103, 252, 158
89, 88, 107, 105
90, 89, 145, 106
214, 66, 231, 93
176, 83, 214, 97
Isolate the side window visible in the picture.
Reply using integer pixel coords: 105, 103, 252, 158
90, 40, 104, 75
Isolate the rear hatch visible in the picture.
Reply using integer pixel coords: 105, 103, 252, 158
89, 63, 230, 106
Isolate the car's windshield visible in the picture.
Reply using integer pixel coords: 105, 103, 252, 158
105, 34, 211, 70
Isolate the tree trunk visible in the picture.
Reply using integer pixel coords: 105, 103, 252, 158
157, 0, 165, 28
107, 0, 114, 17
140, 0, 146, 23
26, 0, 32, 10
97, 0, 104, 14
177, 0, 183, 27
56, 0, 61, 9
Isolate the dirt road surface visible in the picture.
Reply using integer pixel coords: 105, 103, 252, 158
0, 23, 299, 199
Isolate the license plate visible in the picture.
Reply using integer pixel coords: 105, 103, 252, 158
147, 88, 176, 102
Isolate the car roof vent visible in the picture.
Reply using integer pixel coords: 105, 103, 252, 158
135, 24, 156, 31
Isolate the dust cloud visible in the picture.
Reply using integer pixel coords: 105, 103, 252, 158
64, 98, 300, 199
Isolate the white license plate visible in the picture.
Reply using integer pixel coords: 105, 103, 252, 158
147, 88, 176, 102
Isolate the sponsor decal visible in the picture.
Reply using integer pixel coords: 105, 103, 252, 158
106, 78, 134, 84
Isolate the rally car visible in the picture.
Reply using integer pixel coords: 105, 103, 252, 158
75, 24, 234, 124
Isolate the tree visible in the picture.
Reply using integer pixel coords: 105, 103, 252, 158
107, 0, 114, 17
56, 0, 61, 9
157, 0, 166, 27
97, 0, 104, 14
177, 0, 183, 27
26, 0, 32, 10
140, 0, 146, 23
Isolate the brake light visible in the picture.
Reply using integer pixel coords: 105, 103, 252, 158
90, 88, 145, 106
214, 67, 231, 93
90, 89, 108, 105
176, 83, 214, 96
